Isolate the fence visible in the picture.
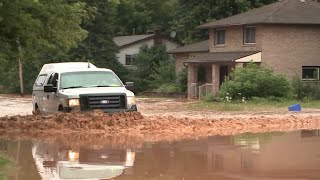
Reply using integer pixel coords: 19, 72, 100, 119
198, 83, 213, 100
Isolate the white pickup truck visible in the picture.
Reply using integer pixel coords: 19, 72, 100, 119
32, 62, 137, 114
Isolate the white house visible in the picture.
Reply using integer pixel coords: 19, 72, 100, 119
113, 32, 180, 67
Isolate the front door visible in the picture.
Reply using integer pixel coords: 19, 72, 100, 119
219, 65, 229, 86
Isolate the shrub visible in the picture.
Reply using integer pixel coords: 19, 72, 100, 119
291, 75, 320, 100
176, 67, 188, 92
155, 83, 180, 93
219, 63, 291, 99
201, 93, 221, 102
148, 60, 175, 89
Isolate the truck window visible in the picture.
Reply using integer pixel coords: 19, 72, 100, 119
47, 73, 59, 87
35, 74, 47, 87
60, 71, 122, 89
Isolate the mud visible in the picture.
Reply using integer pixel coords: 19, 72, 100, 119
1, 109, 320, 146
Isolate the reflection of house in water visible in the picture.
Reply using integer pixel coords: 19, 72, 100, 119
185, 131, 320, 179
124, 131, 320, 179
32, 142, 135, 180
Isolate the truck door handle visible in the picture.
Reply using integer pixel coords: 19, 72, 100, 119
47, 95, 49, 100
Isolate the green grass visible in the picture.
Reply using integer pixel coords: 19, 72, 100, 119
0, 156, 11, 180
188, 99, 320, 111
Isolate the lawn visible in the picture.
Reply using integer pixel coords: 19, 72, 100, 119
188, 99, 320, 111
0, 155, 11, 180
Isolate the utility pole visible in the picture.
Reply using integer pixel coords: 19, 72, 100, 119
16, 38, 24, 97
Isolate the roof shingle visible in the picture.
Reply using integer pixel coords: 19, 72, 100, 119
113, 34, 154, 47
186, 51, 260, 63
167, 40, 209, 54
198, 0, 320, 29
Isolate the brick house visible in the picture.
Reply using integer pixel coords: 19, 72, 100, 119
169, 0, 320, 98
113, 30, 180, 67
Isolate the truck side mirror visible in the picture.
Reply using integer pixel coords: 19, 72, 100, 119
44, 84, 57, 93
125, 82, 134, 91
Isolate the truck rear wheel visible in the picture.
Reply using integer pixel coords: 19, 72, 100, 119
32, 104, 40, 115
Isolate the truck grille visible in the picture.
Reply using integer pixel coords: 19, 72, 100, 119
80, 94, 126, 111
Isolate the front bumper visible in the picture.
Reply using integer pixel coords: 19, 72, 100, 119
65, 105, 138, 113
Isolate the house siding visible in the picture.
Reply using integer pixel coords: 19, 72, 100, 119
261, 24, 320, 79
116, 39, 179, 66
175, 53, 189, 74
209, 25, 263, 53
116, 39, 154, 66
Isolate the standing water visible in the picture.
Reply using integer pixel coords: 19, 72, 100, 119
2, 130, 320, 180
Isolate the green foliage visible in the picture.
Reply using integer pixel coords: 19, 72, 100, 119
149, 60, 175, 89
132, 45, 171, 92
292, 77, 320, 100
155, 83, 180, 93
113, 0, 176, 36
0, 0, 284, 94
170, 0, 277, 44
0, 155, 11, 180
176, 67, 188, 92
219, 63, 291, 99
67, 0, 130, 82
0, 0, 88, 93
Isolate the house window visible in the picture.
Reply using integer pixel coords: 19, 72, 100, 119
244, 26, 256, 44
302, 66, 320, 80
125, 54, 135, 65
214, 29, 225, 46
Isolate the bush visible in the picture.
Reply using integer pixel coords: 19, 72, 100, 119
149, 60, 175, 89
176, 67, 188, 92
219, 63, 291, 99
291, 75, 320, 100
155, 83, 180, 93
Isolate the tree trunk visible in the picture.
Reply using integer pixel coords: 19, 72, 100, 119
17, 38, 24, 97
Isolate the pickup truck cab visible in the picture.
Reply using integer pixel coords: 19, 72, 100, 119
32, 62, 137, 114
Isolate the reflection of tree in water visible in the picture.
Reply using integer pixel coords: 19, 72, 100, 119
3, 140, 42, 180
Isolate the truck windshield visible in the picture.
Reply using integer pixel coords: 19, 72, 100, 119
60, 71, 123, 89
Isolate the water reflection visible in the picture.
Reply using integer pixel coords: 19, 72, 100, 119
2, 130, 320, 179
32, 142, 135, 179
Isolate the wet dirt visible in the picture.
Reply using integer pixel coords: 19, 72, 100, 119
1, 95, 320, 145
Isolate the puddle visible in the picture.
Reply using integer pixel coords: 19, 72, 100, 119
2, 130, 320, 180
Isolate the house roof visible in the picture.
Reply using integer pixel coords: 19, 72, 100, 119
186, 51, 260, 63
167, 40, 209, 54
113, 34, 155, 48
198, 0, 320, 29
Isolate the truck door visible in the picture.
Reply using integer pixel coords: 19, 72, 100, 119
33, 74, 48, 113
44, 73, 60, 112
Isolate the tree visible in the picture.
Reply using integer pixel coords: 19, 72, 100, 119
67, 0, 130, 81
0, 0, 88, 94
112, 0, 177, 36
131, 45, 170, 92
170, 0, 277, 44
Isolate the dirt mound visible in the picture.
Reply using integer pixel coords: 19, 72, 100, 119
0, 111, 144, 131
1, 111, 320, 143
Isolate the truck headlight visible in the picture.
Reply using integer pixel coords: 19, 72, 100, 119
68, 99, 80, 107
127, 96, 136, 106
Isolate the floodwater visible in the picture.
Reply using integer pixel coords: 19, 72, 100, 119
3, 130, 320, 180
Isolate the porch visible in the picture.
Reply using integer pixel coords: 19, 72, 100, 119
186, 51, 261, 99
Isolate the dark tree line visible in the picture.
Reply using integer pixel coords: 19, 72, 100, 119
0, 0, 279, 94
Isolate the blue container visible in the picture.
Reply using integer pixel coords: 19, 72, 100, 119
288, 104, 301, 112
